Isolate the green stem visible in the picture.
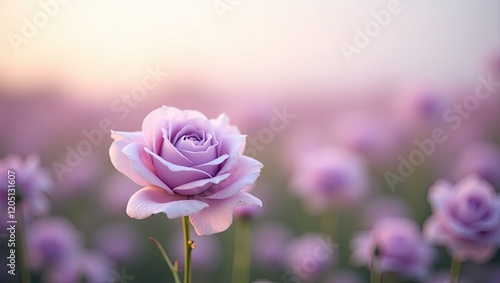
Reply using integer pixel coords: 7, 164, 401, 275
370, 257, 380, 283
320, 209, 337, 237
449, 257, 462, 283
231, 218, 252, 283
148, 236, 181, 283
382, 272, 399, 283
182, 216, 192, 283
18, 204, 31, 283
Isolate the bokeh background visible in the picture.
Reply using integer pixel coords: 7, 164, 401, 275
1, 0, 500, 282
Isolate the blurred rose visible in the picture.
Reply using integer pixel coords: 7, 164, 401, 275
424, 175, 500, 263
351, 217, 433, 280
45, 250, 114, 283
391, 86, 449, 131
290, 146, 370, 213
283, 233, 337, 282
0, 154, 53, 216
253, 222, 292, 269
27, 217, 83, 270
109, 106, 263, 235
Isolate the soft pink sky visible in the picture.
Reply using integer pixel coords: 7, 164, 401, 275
0, 0, 499, 99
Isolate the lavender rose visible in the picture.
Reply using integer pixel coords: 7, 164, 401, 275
290, 146, 370, 213
109, 106, 263, 235
0, 154, 53, 216
423, 175, 500, 262
350, 217, 433, 280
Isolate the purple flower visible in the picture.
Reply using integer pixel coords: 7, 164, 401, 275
45, 250, 114, 283
109, 106, 263, 235
423, 175, 500, 263
290, 146, 370, 212
0, 154, 53, 216
351, 217, 433, 279
283, 233, 337, 282
27, 217, 83, 270
253, 222, 292, 269
391, 86, 448, 130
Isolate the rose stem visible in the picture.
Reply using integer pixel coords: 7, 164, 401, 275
449, 257, 462, 283
382, 271, 399, 283
182, 216, 193, 283
321, 209, 339, 265
148, 236, 181, 283
18, 204, 31, 283
370, 255, 381, 283
231, 218, 252, 283
320, 209, 337, 238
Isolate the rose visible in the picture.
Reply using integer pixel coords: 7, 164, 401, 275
0, 154, 53, 216
284, 233, 337, 282
423, 175, 500, 262
290, 146, 369, 213
109, 106, 263, 235
350, 217, 433, 279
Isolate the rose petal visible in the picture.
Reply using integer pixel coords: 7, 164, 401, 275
455, 175, 496, 223
423, 215, 449, 245
189, 192, 262, 235
126, 186, 208, 219
142, 106, 182, 149
172, 118, 214, 146
211, 113, 241, 136
120, 142, 172, 192
110, 131, 154, 186
350, 232, 374, 267
173, 173, 230, 195
173, 125, 206, 149
201, 156, 263, 199
145, 148, 211, 188
218, 135, 247, 174
178, 143, 218, 166
152, 119, 170, 153
193, 154, 229, 176
428, 179, 454, 214
169, 111, 210, 141
160, 128, 194, 167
